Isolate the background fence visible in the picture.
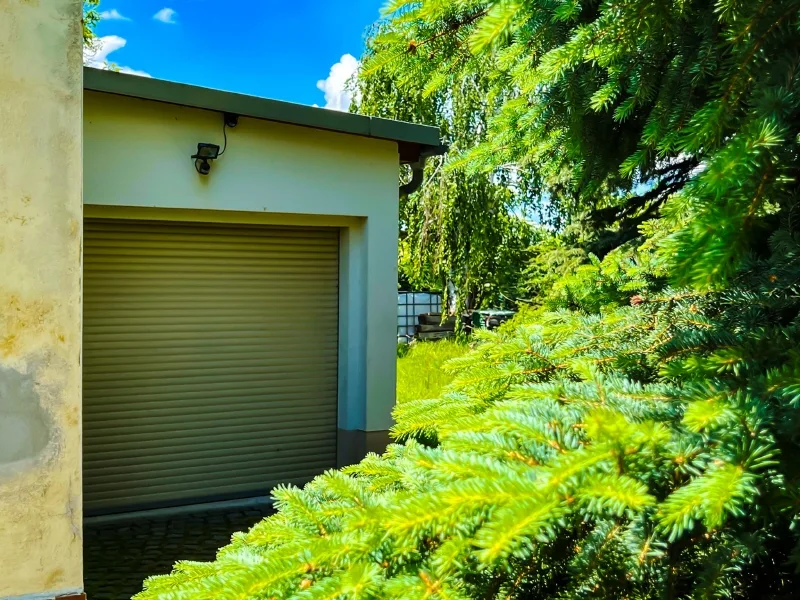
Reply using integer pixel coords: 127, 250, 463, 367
398, 292, 442, 339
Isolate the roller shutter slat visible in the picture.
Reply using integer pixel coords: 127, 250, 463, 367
84, 438, 339, 467
83, 375, 336, 393
84, 467, 333, 499
80, 382, 337, 404
83, 218, 339, 514
82, 347, 339, 365
84, 470, 329, 503
83, 431, 338, 459
84, 453, 339, 485
84, 432, 338, 460
83, 415, 337, 436
84, 463, 336, 493
83, 396, 337, 418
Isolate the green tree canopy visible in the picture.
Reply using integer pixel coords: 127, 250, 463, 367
359, 0, 799, 285
135, 2, 800, 598
358, 56, 537, 307
83, 1, 100, 47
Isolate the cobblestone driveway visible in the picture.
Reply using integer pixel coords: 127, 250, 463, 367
84, 506, 273, 600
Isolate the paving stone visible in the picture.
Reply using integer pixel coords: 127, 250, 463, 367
84, 505, 273, 600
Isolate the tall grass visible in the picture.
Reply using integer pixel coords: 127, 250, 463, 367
396, 340, 469, 404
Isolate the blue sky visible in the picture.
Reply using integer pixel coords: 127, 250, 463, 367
85, 1, 385, 109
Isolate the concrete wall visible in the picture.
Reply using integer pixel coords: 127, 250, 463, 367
0, 1, 84, 598
83, 91, 400, 457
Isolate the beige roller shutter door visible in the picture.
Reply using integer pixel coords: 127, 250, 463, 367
83, 218, 339, 514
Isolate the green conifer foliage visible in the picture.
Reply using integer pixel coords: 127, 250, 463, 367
136, 233, 800, 598
359, 0, 800, 285
134, 1, 800, 597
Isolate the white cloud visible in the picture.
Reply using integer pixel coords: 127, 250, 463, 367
83, 35, 127, 66
118, 66, 152, 77
316, 54, 360, 111
83, 35, 151, 78
100, 9, 130, 21
153, 8, 178, 24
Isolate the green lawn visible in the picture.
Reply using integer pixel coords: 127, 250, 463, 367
396, 340, 469, 404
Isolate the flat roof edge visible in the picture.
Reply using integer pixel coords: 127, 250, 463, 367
84, 68, 443, 150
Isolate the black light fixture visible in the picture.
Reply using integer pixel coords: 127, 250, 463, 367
191, 143, 220, 175
192, 113, 239, 175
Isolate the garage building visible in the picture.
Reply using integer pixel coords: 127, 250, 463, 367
80, 68, 443, 515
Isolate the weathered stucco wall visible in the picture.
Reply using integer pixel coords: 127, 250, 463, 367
0, 1, 84, 597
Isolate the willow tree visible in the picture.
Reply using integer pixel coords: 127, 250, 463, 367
357, 28, 539, 309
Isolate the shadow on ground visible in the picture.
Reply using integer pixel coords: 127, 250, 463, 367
84, 506, 273, 600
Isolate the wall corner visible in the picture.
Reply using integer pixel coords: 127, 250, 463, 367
0, 0, 84, 596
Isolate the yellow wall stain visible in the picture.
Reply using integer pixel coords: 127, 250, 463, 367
1, 294, 56, 359
44, 568, 65, 589
0, 333, 18, 356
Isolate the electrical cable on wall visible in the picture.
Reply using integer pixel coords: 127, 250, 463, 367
191, 113, 238, 174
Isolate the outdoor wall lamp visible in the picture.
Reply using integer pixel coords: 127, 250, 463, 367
192, 143, 220, 175
192, 113, 239, 175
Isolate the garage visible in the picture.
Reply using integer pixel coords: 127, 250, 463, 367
2, 27, 447, 590
82, 218, 340, 514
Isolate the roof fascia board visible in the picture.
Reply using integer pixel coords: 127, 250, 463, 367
84, 68, 441, 148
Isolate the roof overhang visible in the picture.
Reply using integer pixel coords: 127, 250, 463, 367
84, 68, 446, 165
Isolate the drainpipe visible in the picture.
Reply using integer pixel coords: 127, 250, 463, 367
400, 144, 448, 196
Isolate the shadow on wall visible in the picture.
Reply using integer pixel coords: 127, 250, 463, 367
0, 364, 51, 476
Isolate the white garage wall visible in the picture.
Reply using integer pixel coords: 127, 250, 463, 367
83, 91, 400, 456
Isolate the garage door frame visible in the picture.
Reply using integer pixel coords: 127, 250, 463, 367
83, 204, 377, 513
